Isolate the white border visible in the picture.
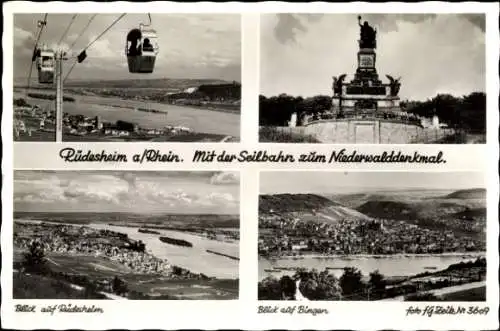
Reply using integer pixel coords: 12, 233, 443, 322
2, 2, 499, 330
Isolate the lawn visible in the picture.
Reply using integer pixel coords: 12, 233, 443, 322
440, 286, 486, 301
13, 272, 107, 299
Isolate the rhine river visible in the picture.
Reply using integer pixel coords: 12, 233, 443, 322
14, 91, 240, 137
258, 252, 485, 281
88, 223, 239, 279
17, 220, 239, 280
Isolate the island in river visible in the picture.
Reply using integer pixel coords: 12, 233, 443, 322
13, 211, 239, 300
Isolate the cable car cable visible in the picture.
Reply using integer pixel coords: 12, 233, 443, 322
68, 14, 97, 50
57, 14, 78, 49
64, 14, 126, 82
63, 61, 78, 84
63, 14, 98, 83
84, 13, 126, 51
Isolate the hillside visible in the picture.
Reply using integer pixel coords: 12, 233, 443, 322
66, 78, 234, 89
15, 78, 236, 89
355, 199, 485, 221
449, 207, 487, 219
327, 189, 452, 209
445, 188, 486, 200
356, 200, 418, 220
14, 211, 240, 228
259, 194, 371, 223
259, 194, 340, 214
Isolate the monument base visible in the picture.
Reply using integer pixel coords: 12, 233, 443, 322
298, 118, 437, 144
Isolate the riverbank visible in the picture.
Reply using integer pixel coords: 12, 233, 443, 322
261, 252, 485, 260
13, 89, 240, 137
14, 221, 239, 299
15, 219, 239, 279
258, 256, 486, 301
259, 252, 485, 282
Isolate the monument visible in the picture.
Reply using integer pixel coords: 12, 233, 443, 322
287, 15, 435, 144
331, 16, 402, 119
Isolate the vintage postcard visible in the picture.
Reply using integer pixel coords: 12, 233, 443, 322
13, 171, 240, 300
258, 171, 486, 301
259, 13, 486, 144
12, 13, 241, 142
1, 1, 499, 330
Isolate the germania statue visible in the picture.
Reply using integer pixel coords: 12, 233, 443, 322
358, 15, 377, 49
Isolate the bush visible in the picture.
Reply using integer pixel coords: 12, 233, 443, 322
112, 276, 128, 296
22, 241, 49, 274
258, 276, 286, 300
14, 98, 30, 107
339, 267, 365, 298
259, 127, 320, 143
13, 273, 107, 299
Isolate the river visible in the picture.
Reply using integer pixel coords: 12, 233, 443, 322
14, 91, 240, 137
258, 253, 485, 281
16, 219, 239, 279
88, 223, 239, 279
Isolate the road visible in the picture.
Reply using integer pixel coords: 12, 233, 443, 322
379, 281, 486, 301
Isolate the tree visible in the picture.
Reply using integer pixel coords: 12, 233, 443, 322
258, 276, 282, 300
22, 240, 48, 274
369, 270, 386, 290
294, 268, 342, 300
368, 270, 386, 299
14, 98, 29, 107
279, 275, 296, 300
112, 276, 128, 296
339, 267, 364, 298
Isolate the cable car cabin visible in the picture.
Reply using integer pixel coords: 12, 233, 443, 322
36, 49, 55, 84
126, 28, 159, 73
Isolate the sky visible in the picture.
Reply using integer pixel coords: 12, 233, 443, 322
260, 171, 486, 194
260, 14, 486, 101
13, 13, 241, 82
14, 171, 239, 214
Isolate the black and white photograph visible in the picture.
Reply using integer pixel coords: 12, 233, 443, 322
14, 171, 240, 300
258, 171, 486, 301
259, 14, 486, 144
13, 14, 241, 142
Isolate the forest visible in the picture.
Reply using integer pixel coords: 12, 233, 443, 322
259, 92, 486, 133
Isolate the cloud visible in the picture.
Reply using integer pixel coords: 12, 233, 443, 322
14, 171, 239, 214
460, 14, 486, 32
13, 14, 241, 81
261, 13, 485, 100
209, 172, 240, 185
273, 14, 325, 44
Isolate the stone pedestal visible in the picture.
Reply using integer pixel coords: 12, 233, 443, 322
332, 44, 402, 119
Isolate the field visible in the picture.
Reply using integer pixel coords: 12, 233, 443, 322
13, 272, 108, 300
439, 285, 486, 301
123, 275, 238, 299
14, 249, 238, 300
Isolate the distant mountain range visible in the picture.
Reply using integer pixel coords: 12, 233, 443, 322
14, 211, 239, 228
445, 188, 486, 200
258, 193, 371, 224
259, 188, 486, 223
14, 78, 239, 89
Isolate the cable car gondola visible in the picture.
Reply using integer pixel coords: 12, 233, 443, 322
35, 47, 55, 84
125, 24, 159, 73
